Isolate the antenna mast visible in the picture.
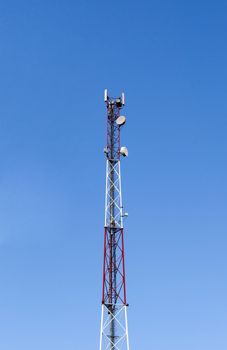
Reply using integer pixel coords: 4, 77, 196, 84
99, 90, 130, 350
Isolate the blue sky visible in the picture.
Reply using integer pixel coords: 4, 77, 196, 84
0, 0, 226, 349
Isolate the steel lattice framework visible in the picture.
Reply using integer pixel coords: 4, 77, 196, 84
99, 91, 130, 350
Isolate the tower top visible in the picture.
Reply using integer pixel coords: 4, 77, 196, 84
104, 89, 125, 106
103, 89, 127, 162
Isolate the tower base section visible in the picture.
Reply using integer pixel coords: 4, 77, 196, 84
99, 304, 130, 350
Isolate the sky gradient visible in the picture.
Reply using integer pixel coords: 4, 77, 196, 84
0, 0, 226, 349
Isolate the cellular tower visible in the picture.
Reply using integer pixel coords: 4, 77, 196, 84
99, 89, 130, 350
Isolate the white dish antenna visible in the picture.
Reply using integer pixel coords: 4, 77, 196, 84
116, 115, 126, 126
120, 146, 128, 157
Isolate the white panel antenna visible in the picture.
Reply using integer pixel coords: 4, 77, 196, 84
121, 92, 125, 105
104, 89, 108, 102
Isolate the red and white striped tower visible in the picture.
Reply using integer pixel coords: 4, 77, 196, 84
99, 90, 130, 350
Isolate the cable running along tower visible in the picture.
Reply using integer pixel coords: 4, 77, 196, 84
99, 90, 130, 350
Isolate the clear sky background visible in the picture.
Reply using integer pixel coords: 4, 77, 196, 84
0, 1, 226, 349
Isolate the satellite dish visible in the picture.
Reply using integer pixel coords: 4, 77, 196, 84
120, 146, 128, 157
116, 116, 126, 126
